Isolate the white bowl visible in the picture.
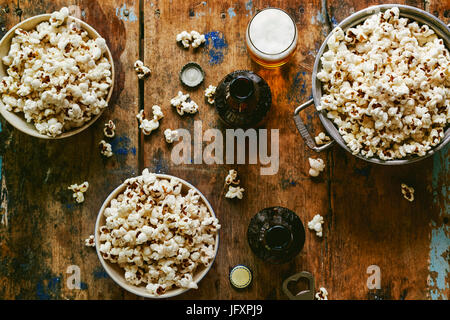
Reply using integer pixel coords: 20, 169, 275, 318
94, 173, 220, 299
0, 14, 115, 139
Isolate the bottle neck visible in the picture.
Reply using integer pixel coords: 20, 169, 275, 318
264, 225, 293, 251
229, 75, 254, 102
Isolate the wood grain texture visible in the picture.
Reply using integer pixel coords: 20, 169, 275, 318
0, 0, 140, 299
0, 0, 448, 300
143, 0, 331, 300
325, 0, 449, 300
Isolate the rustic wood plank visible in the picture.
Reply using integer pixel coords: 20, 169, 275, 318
427, 0, 450, 25
325, 0, 449, 300
0, 0, 447, 300
0, 0, 140, 299
0, 0, 23, 300
425, 0, 449, 301
143, 0, 331, 300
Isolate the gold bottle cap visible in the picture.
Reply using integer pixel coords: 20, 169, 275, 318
229, 265, 252, 289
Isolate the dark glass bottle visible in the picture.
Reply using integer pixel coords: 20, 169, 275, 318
214, 70, 271, 128
247, 206, 305, 264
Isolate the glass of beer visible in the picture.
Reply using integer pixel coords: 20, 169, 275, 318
246, 8, 298, 68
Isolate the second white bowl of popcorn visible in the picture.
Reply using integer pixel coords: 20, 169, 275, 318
0, 8, 115, 139
95, 170, 220, 299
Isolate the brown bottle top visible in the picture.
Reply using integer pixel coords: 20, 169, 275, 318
214, 70, 271, 128
247, 206, 305, 264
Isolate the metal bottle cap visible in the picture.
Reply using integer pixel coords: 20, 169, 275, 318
229, 265, 252, 289
179, 62, 205, 88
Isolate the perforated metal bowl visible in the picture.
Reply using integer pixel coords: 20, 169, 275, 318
294, 4, 449, 165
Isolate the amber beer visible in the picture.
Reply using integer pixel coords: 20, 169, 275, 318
246, 8, 298, 68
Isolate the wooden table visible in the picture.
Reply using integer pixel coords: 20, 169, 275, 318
0, 0, 448, 300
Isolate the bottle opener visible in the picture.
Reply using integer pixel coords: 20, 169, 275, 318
282, 271, 315, 300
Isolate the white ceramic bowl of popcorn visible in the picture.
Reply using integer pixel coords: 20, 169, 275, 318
0, 11, 115, 139
95, 173, 220, 299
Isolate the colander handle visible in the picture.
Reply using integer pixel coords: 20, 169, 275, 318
293, 99, 334, 152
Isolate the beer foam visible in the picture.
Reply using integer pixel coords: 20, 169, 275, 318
248, 8, 296, 54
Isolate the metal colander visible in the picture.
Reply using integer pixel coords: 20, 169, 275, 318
294, 4, 450, 165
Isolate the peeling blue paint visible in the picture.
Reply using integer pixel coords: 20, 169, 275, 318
110, 135, 136, 156
207, 49, 224, 65
281, 179, 297, 189
93, 267, 110, 279
331, 16, 338, 27
245, 0, 253, 16
311, 11, 325, 24
115, 4, 138, 22
354, 165, 371, 178
195, 11, 207, 18
153, 157, 168, 173
288, 71, 307, 102
204, 31, 228, 65
429, 224, 449, 299
227, 7, 236, 19
429, 144, 449, 300
205, 31, 228, 49
65, 203, 77, 210
36, 276, 61, 300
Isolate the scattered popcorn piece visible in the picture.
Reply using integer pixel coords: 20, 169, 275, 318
314, 132, 331, 145
152, 105, 164, 120
137, 110, 159, 135
401, 183, 415, 202
85, 235, 95, 247
316, 7, 450, 161
308, 214, 324, 237
315, 287, 328, 300
170, 91, 190, 107
180, 100, 199, 115
170, 91, 199, 115
49, 7, 69, 27
140, 118, 159, 135
308, 157, 325, 177
176, 30, 205, 48
136, 106, 164, 135
190, 30, 206, 48
225, 169, 240, 186
136, 109, 145, 123
134, 60, 151, 79
0, 7, 112, 137
204, 85, 216, 104
176, 31, 192, 48
225, 185, 245, 200
164, 129, 179, 144
68, 182, 89, 203
104, 120, 116, 138
73, 192, 85, 203
99, 140, 113, 157
98, 169, 221, 295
